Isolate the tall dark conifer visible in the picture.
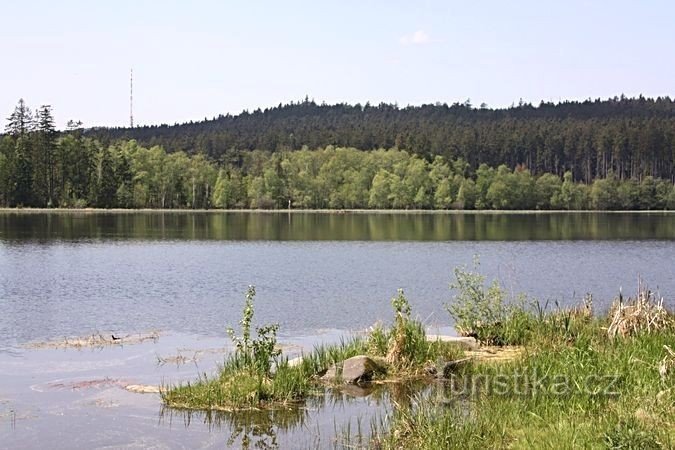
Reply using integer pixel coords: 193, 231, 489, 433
36, 105, 57, 206
5, 98, 33, 136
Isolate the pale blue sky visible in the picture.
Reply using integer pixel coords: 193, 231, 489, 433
2, 1, 673, 128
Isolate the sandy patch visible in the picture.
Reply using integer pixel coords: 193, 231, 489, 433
46, 377, 132, 391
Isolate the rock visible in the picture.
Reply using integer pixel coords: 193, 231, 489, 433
125, 384, 160, 394
321, 355, 383, 384
426, 335, 479, 350
442, 357, 472, 378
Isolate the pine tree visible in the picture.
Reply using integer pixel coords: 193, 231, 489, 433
5, 99, 33, 136
36, 105, 57, 206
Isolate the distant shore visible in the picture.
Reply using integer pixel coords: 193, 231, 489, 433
0, 208, 673, 215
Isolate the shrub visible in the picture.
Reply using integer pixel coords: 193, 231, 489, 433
446, 259, 536, 345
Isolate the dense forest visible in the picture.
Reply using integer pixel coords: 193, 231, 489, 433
1, 97, 674, 210
89, 95, 675, 183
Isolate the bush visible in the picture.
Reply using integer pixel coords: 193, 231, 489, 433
446, 259, 536, 345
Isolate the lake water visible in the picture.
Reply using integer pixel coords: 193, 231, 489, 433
1, 211, 674, 448
1, 211, 674, 346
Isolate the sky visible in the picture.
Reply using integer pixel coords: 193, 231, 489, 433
1, 0, 673, 129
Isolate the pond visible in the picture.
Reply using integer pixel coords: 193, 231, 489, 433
1, 211, 674, 448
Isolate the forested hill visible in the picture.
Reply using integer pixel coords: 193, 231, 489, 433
88, 96, 675, 182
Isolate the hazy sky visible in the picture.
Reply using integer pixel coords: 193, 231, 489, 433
2, 0, 673, 128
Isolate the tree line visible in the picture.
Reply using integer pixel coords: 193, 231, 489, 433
1, 98, 674, 210
89, 95, 675, 183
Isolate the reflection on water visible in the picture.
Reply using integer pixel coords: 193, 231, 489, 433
157, 381, 432, 450
1, 211, 674, 241
161, 405, 309, 449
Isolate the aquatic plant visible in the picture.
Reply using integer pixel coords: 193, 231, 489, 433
226, 285, 281, 378
608, 279, 673, 339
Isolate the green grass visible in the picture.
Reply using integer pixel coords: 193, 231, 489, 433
367, 318, 464, 376
161, 288, 466, 411
161, 354, 315, 410
372, 306, 675, 449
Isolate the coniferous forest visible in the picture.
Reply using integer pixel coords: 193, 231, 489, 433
1, 96, 674, 210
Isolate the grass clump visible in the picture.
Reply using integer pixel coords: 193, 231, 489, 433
162, 286, 313, 410
367, 289, 464, 376
298, 336, 371, 378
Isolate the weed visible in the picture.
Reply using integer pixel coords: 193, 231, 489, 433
446, 259, 537, 345
162, 286, 310, 410
608, 279, 673, 339
226, 285, 281, 377
371, 289, 464, 375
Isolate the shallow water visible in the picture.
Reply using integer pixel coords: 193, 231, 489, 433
1, 211, 674, 448
0, 331, 400, 449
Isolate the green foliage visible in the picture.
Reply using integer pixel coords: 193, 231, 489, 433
447, 259, 536, 345
591, 174, 621, 210
534, 172, 561, 209
2, 98, 675, 210
95, 148, 117, 208
604, 419, 663, 450
374, 297, 675, 449
91, 96, 675, 186
552, 171, 591, 210
12, 136, 34, 206
368, 289, 464, 374
226, 286, 281, 378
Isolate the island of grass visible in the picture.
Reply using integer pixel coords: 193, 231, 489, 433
162, 265, 675, 448
161, 287, 465, 411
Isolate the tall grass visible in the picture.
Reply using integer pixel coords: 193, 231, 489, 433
162, 286, 315, 410
371, 274, 675, 449
368, 289, 464, 376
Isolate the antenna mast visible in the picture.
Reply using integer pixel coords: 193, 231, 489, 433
130, 68, 134, 128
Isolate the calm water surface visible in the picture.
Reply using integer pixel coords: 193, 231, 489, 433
1, 211, 674, 449
1, 211, 674, 346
